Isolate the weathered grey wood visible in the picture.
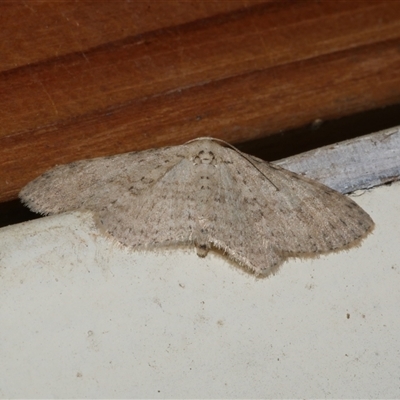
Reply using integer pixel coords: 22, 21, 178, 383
274, 126, 400, 194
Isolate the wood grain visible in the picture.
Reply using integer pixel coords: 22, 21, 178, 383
2, 1, 400, 203
275, 126, 400, 194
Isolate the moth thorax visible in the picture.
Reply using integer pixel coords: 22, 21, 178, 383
193, 150, 216, 165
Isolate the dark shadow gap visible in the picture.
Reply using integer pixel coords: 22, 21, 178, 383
0, 199, 41, 229
235, 102, 400, 161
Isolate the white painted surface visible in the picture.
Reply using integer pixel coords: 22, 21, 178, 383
0, 183, 399, 398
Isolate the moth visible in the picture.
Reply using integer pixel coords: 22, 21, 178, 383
20, 137, 374, 276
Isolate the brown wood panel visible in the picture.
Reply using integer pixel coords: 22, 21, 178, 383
2, 1, 400, 203
0, 0, 266, 71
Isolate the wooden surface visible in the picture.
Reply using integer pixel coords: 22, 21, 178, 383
2, 1, 400, 203
275, 126, 400, 194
